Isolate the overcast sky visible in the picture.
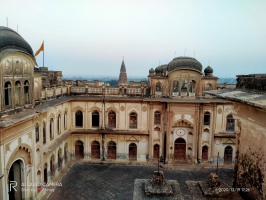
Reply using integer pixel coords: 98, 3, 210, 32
1, 0, 266, 78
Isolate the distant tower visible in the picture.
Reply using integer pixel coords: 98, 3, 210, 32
118, 59, 128, 85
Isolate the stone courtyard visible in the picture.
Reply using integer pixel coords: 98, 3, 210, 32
46, 162, 236, 200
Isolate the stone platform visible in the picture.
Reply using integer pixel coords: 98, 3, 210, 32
186, 181, 243, 200
145, 180, 173, 196
133, 179, 184, 200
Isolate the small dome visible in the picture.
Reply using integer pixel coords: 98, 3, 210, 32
0, 26, 33, 56
149, 68, 155, 74
167, 56, 202, 73
204, 66, 213, 74
204, 66, 213, 77
155, 64, 167, 75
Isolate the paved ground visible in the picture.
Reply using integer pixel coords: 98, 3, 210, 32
48, 162, 234, 200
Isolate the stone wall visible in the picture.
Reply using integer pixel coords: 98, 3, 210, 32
233, 102, 266, 199
236, 74, 266, 91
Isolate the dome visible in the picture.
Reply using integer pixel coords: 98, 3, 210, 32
155, 64, 167, 75
167, 56, 202, 73
149, 68, 155, 74
204, 66, 213, 74
0, 26, 34, 56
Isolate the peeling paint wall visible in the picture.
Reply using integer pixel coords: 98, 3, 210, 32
233, 102, 266, 200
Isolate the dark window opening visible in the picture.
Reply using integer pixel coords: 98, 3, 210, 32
43, 122, 46, 144
92, 111, 100, 127
58, 115, 61, 134
36, 123, 39, 143
204, 112, 210, 126
24, 80, 30, 104
75, 110, 83, 127
50, 119, 54, 140
4, 82, 12, 107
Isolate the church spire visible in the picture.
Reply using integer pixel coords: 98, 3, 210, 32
119, 59, 128, 85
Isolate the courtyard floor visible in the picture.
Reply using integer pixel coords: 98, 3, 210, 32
45, 162, 235, 200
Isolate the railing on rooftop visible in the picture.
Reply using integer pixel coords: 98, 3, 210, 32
38, 85, 149, 102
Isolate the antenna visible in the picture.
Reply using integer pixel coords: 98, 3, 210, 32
122, 56, 124, 61
184, 48, 186, 56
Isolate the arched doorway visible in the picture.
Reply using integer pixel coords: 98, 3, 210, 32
153, 144, 160, 159
50, 155, 55, 176
107, 141, 116, 159
129, 143, 137, 160
224, 146, 233, 163
44, 163, 48, 184
8, 160, 24, 200
91, 141, 100, 159
202, 146, 208, 161
75, 140, 84, 159
174, 138, 186, 161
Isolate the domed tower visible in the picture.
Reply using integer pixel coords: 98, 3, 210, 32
167, 56, 203, 97
0, 26, 37, 114
148, 64, 168, 96
202, 65, 218, 92
118, 60, 128, 86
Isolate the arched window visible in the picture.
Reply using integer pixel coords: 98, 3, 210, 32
173, 80, 179, 92
50, 118, 54, 140
155, 82, 162, 92
108, 111, 116, 128
226, 114, 235, 132
92, 111, 99, 127
64, 111, 67, 130
24, 80, 30, 104
154, 111, 161, 124
181, 80, 187, 93
57, 115, 61, 135
43, 122, 46, 145
75, 110, 83, 127
15, 81, 22, 106
35, 123, 39, 143
129, 112, 137, 129
204, 112, 210, 126
4, 81, 12, 107
206, 83, 212, 91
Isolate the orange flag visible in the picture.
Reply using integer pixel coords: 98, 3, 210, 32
34, 42, 44, 57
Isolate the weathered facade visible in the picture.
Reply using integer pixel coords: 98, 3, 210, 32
206, 75, 266, 200
0, 26, 264, 200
